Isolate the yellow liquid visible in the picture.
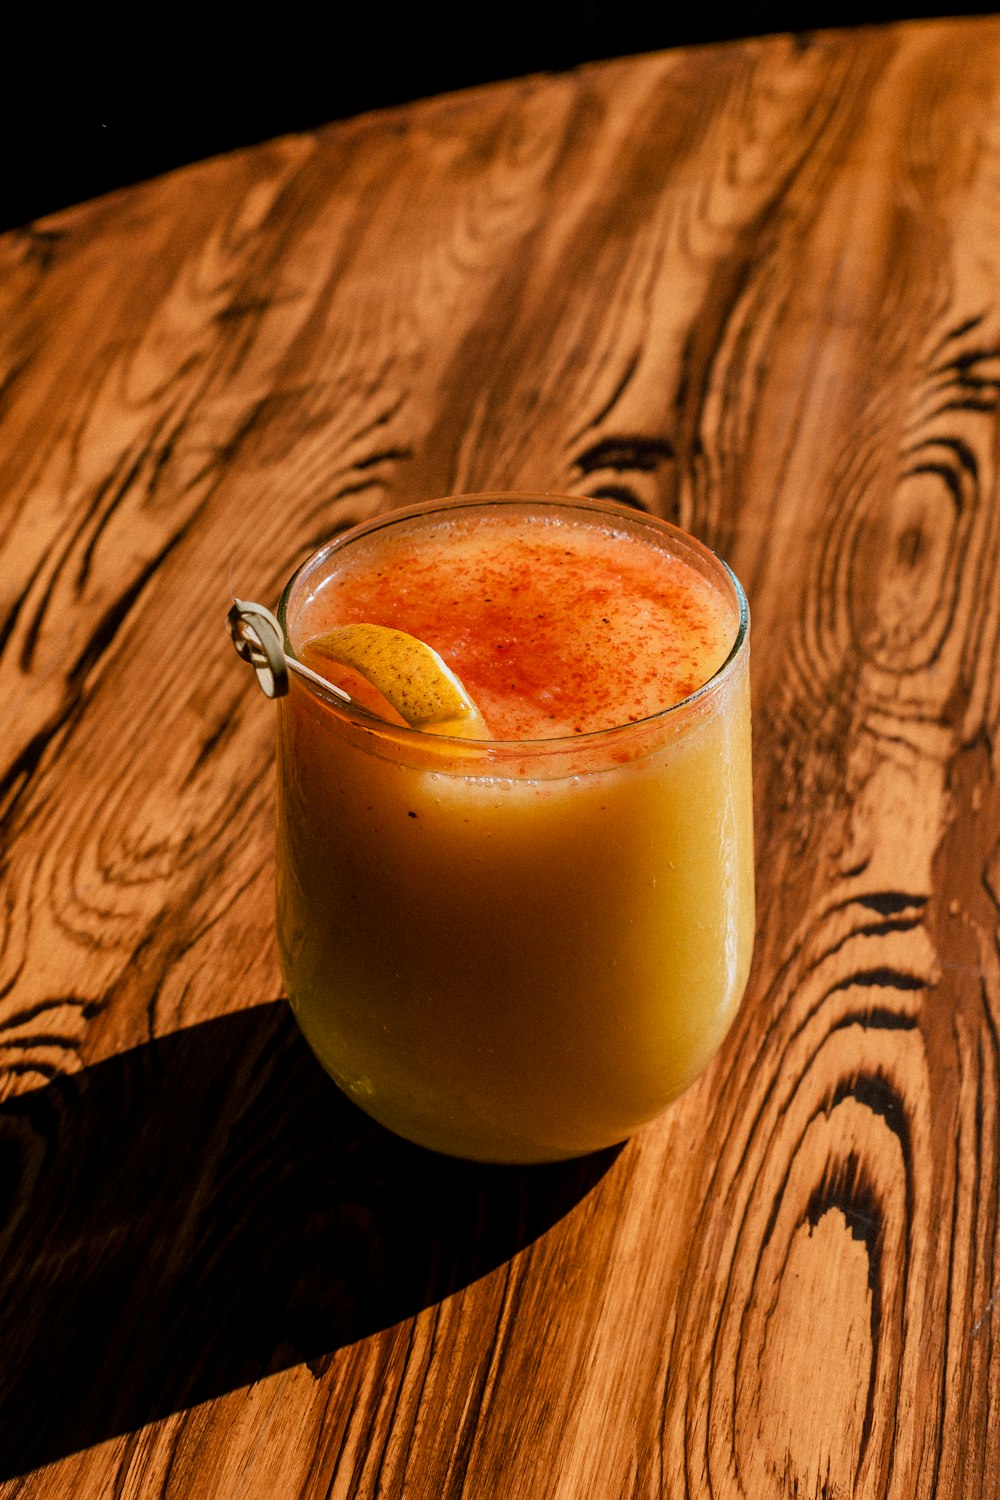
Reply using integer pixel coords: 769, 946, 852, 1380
276, 497, 754, 1162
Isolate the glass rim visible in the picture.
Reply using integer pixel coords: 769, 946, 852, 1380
276, 491, 750, 751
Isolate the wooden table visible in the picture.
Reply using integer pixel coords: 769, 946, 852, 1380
2, 16, 1000, 1496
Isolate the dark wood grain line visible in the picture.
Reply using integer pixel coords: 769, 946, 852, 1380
387, 1307, 445, 1499
0, 996, 100, 1032
0, 519, 195, 832
352, 1323, 423, 1500
447, 1261, 527, 1500
927, 1092, 966, 1500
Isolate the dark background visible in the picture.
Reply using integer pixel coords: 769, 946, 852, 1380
3, 2, 993, 232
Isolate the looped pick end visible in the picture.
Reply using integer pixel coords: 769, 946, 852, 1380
227, 599, 289, 699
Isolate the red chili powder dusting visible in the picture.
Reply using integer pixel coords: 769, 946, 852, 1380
294, 511, 736, 739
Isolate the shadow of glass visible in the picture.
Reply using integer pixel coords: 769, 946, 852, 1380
0, 1002, 619, 1478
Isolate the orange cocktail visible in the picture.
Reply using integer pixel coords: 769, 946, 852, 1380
275, 494, 753, 1162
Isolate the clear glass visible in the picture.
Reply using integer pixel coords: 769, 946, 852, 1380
275, 493, 754, 1163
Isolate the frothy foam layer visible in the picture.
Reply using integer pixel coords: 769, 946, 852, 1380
294, 510, 736, 740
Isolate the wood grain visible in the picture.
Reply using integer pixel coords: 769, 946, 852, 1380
1, 16, 999, 1497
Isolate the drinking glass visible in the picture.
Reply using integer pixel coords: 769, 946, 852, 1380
269, 493, 753, 1163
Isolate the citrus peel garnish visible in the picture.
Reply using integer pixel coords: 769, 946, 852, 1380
305, 624, 490, 739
